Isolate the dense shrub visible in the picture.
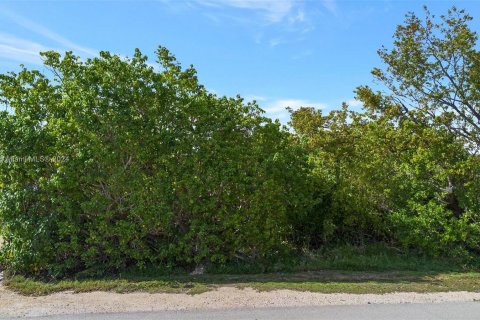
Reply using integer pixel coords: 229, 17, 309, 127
289, 98, 480, 258
0, 47, 312, 277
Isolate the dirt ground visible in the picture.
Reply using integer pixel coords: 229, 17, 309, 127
1, 283, 480, 318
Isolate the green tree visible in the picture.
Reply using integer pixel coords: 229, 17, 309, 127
370, 6, 480, 148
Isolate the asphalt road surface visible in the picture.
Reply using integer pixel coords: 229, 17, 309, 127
5, 302, 480, 320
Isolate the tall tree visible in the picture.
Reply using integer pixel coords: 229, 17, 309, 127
369, 6, 480, 149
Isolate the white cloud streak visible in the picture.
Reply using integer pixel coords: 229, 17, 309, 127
321, 0, 337, 14
346, 98, 362, 108
0, 33, 52, 65
244, 94, 267, 102
269, 37, 285, 47
0, 6, 97, 65
188, 0, 315, 48
2, 8, 97, 57
195, 0, 295, 22
263, 98, 326, 114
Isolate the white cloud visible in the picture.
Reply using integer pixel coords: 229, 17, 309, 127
292, 49, 313, 60
195, 0, 295, 22
0, 44, 42, 65
288, 9, 305, 24
0, 33, 53, 65
258, 98, 325, 124
346, 98, 362, 108
0, 7, 97, 65
263, 98, 326, 114
269, 37, 285, 47
188, 0, 315, 48
244, 94, 267, 102
1, 8, 97, 57
321, 0, 337, 14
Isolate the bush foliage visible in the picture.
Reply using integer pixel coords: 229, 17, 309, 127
0, 6, 479, 278
0, 48, 312, 277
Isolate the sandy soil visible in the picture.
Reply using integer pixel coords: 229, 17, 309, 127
1, 284, 480, 318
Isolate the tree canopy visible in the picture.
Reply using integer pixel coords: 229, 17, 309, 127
368, 6, 480, 149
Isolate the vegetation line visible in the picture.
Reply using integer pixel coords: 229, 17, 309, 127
6, 271, 480, 296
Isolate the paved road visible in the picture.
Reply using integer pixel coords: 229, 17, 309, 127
6, 302, 480, 320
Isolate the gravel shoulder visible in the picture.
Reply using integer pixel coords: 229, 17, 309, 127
1, 283, 480, 318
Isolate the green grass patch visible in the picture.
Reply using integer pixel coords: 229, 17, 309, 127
5, 271, 480, 296
207, 244, 479, 274
240, 271, 480, 294
4, 275, 210, 296
4, 244, 480, 296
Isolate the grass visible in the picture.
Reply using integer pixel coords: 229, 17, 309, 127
4, 276, 210, 295
5, 271, 480, 296
4, 244, 480, 296
206, 244, 473, 274
242, 271, 480, 294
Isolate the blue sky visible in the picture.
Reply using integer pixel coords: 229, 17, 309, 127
1, 0, 479, 123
